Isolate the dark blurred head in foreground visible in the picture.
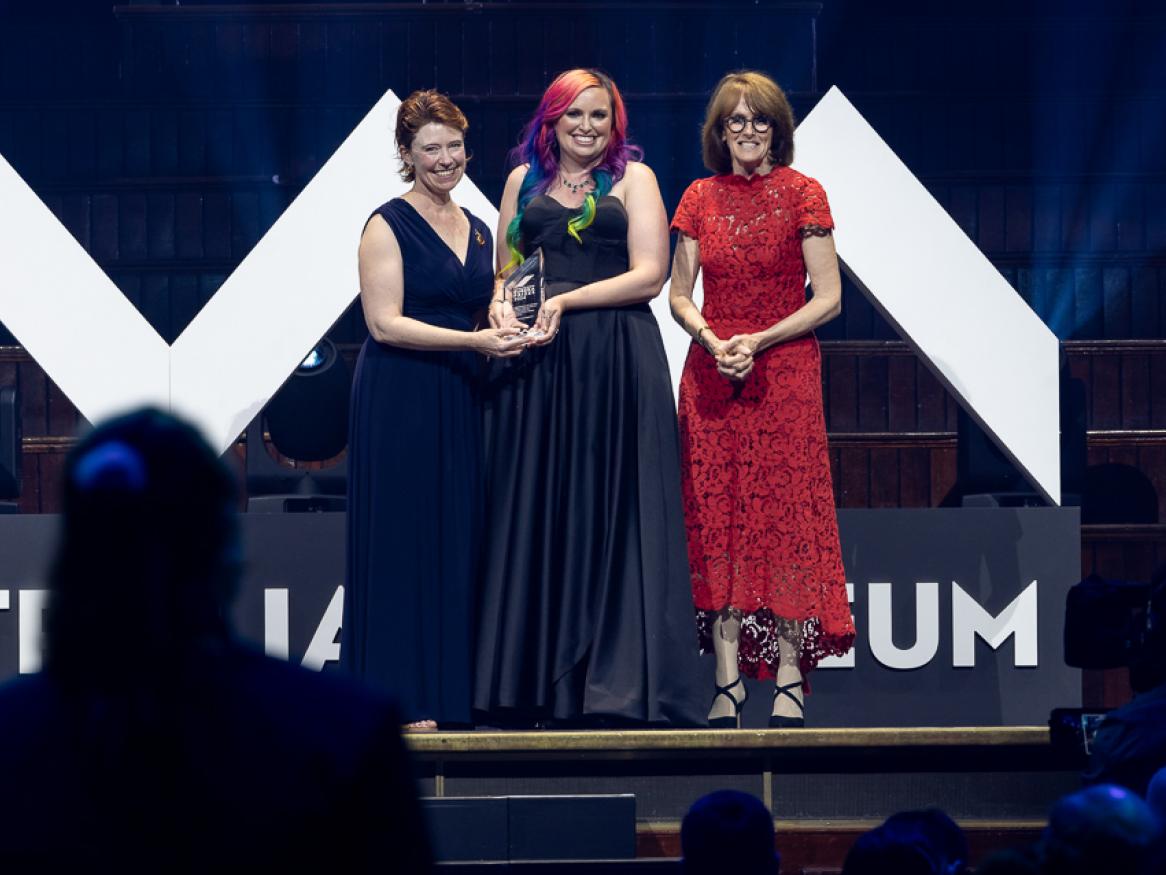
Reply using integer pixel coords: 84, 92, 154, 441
1042, 784, 1161, 875
45, 407, 239, 687
0, 407, 432, 871
681, 790, 779, 875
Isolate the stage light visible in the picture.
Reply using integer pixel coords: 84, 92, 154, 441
246, 338, 348, 513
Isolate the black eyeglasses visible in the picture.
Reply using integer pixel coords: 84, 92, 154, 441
723, 114, 773, 134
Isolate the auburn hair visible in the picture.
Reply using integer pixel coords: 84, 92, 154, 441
395, 90, 469, 182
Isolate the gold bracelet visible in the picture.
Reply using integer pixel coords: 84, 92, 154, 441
491, 297, 505, 304
696, 325, 713, 345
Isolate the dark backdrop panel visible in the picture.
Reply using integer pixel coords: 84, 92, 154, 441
0, 508, 1079, 727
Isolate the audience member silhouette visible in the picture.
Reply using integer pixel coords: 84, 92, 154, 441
975, 845, 1041, 875
882, 808, 969, 874
1085, 567, 1166, 796
0, 408, 432, 871
1040, 784, 1160, 875
681, 790, 779, 874
840, 808, 966, 875
1148, 765, 1166, 822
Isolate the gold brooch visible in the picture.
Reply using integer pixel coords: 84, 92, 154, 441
474, 228, 486, 247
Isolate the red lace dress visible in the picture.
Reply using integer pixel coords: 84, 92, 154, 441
671, 166, 856, 682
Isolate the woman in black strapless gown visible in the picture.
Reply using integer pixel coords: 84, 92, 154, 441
475, 70, 703, 726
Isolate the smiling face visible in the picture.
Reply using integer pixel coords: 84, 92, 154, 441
401, 122, 466, 194
722, 96, 774, 175
553, 86, 612, 169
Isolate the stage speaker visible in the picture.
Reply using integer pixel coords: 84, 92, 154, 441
424, 795, 636, 863
0, 384, 21, 511
423, 797, 508, 862
507, 795, 635, 861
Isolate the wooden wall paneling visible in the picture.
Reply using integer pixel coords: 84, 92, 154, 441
929, 445, 957, 507
1032, 183, 1060, 253
19, 456, 42, 514
826, 354, 857, 432
1139, 445, 1166, 523
170, 275, 201, 341
147, 192, 177, 260
175, 193, 204, 260
46, 378, 77, 437
203, 192, 232, 260
111, 275, 143, 327
856, 356, 887, 432
1120, 353, 1151, 429
19, 360, 48, 446
886, 355, 916, 432
124, 108, 152, 177
1116, 184, 1143, 253
408, 18, 438, 97
1102, 267, 1132, 339
1130, 265, 1160, 341
977, 183, 1005, 253
119, 190, 148, 263
1104, 444, 1138, 469
898, 447, 930, 507
838, 447, 870, 508
152, 108, 180, 177
1004, 184, 1032, 253
914, 363, 947, 432
1090, 353, 1120, 428
842, 287, 874, 342
1074, 266, 1103, 339
1088, 185, 1118, 253
300, 21, 328, 104
37, 450, 65, 516
91, 193, 119, 262
869, 447, 900, 508
1146, 183, 1166, 253
139, 275, 171, 340
1152, 345, 1166, 427
69, 108, 100, 181
829, 447, 843, 506
231, 191, 261, 260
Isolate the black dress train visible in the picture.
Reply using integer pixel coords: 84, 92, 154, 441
474, 194, 703, 726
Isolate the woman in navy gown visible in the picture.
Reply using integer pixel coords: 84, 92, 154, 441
474, 69, 703, 727
343, 91, 525, 729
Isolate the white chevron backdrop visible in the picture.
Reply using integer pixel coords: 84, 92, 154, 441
0, 87, 1061, 502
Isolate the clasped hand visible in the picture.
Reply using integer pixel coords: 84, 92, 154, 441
709, 333, 760, 381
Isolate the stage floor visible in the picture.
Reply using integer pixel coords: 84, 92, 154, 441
407, 725, 1077, 820
409, 726, 1068, 865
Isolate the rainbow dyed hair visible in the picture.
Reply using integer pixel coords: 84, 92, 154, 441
504, 69, 642, 269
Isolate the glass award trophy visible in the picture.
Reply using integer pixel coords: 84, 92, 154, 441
504, 249, 545, 336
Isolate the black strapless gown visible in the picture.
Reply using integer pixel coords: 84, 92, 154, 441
474, 195, 703, 726
343, 198, 493, 725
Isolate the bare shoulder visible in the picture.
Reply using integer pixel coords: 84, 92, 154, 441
359, 213, 398, 258
622, 160, 659, 186
505, 163, 531, 188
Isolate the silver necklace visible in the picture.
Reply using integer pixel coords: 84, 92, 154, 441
560, 172, 596, 195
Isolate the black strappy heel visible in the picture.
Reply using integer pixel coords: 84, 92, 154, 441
708, 677, 748, 729
768, 680, 805, 728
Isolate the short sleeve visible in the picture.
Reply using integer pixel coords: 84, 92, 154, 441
798, 176, 834, 238
671, 180, 705, 239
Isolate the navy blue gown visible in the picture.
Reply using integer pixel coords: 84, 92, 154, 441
343, 198, 493, 725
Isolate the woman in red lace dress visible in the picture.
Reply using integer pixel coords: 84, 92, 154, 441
669, 71, 855, 728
